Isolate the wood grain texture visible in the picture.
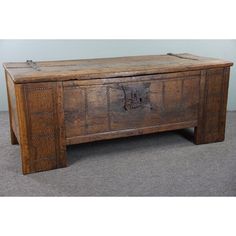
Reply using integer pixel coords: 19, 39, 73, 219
5, 71, 19, 144
15, 82, 67, 174
2, 54, 233, 174
63, 75, 200, 139
67, 120, 198, 145
194, 67, 231, 144
3, 54, 233, 83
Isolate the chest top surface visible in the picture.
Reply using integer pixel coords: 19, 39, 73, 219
3, 53, 233, 84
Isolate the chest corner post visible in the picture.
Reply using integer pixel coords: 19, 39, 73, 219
15, 81, 67, 174
194, 67, 230, 144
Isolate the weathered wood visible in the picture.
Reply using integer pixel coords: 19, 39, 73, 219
14, 82, 67, 174
67, 120, 198, 145
63, 75, 200, 137
5, 71, 19, 144
194, 67, 231, 144
3, 54, 233, 174
3, 54, 233, 83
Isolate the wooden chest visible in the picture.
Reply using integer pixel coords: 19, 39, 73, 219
3, 53, 233, 174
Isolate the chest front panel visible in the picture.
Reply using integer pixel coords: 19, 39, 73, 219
63, 74, 200, 138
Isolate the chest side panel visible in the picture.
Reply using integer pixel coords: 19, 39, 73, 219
63, 74, 200, 139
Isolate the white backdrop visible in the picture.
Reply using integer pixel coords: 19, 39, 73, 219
0, 40, 235, 111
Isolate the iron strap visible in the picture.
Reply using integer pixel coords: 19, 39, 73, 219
167, 53, 199, 60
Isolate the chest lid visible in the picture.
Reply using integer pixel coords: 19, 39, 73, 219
3, 53, 233, 84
